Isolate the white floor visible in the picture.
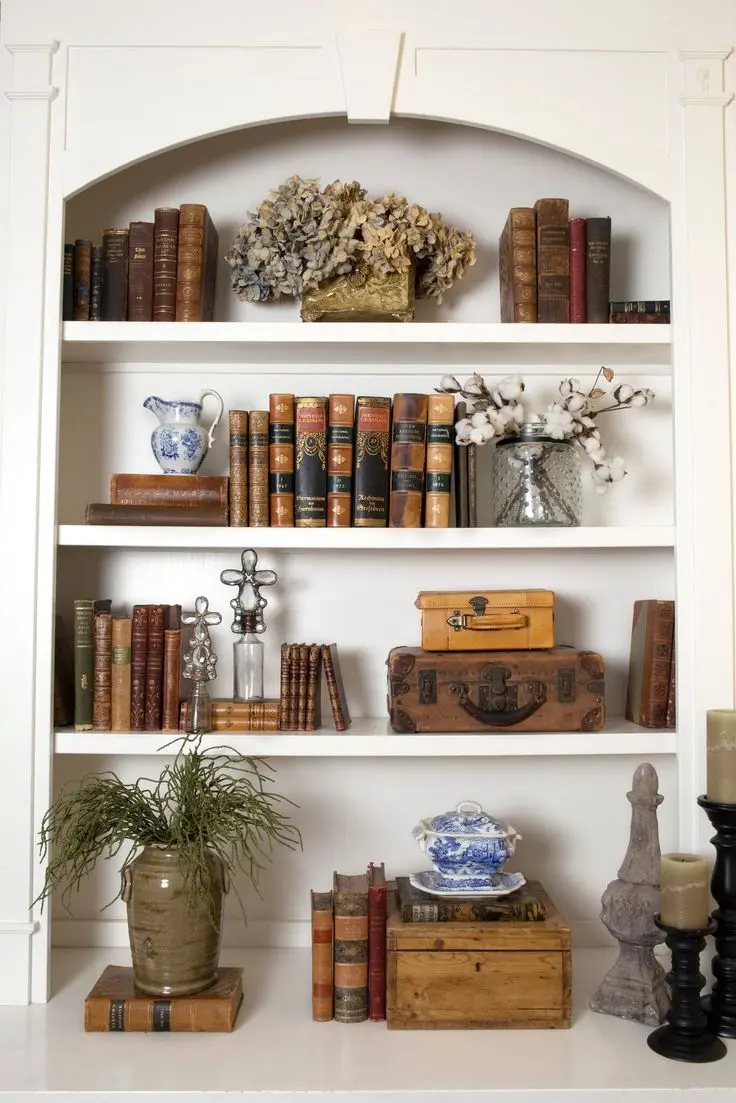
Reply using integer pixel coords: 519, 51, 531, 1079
0, 947, 735, 1100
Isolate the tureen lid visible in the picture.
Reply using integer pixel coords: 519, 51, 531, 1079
423, 800, 511, 838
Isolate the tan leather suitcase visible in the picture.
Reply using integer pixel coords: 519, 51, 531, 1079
387, 646, 604, 732
415, 590, 555, 651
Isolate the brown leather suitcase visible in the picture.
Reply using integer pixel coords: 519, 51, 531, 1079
387, 647, 604, 733
415, 589, 555, 652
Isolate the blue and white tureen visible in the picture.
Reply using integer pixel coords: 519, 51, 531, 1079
412, 800, 521, 878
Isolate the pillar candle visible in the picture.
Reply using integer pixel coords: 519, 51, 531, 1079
707, 709, 736, 803
659, 853, 710, 929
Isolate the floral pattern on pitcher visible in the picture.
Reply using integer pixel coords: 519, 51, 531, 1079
144, 391, 225, 475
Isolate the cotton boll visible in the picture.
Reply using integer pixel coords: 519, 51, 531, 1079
455, 419, 472, 441
614, 384, 634, 403
584, 436, 603, 455
630, 393, 648, 407
480, 423, 496, 442
511, 403, 525, 424
440, 374, 460, 391
469, 427, 486, 445
609, 456, 626, 481
567, 394, 586, 413
471, 410, 488, 429
498, 375, 524, 401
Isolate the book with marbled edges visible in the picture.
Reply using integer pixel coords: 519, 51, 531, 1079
333, 871, 369, 1023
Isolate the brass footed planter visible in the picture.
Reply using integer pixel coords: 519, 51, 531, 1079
123, 846, 228, 996
301, 266, 415, 322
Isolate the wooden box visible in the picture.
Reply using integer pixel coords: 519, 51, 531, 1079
386, 881, 571, 1029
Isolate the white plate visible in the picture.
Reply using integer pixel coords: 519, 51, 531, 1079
409, 870, 527, 899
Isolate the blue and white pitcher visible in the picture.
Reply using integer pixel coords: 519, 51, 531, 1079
144, 390, 224, 475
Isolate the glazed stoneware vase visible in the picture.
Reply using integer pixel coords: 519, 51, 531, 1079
122, 846, 227, 996
144, 390, 224, 475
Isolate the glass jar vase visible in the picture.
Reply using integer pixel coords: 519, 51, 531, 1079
492, 426, 582, 527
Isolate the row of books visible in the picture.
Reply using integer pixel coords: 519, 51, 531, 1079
625, 598, 676, 729
63, 204, 219, 323
499, 197, 670, 325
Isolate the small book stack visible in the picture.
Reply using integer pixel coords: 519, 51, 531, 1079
85, 474, 229, 527
84, 965, 243, 1032
279, 642, 351, 732
625, 599, 676, 729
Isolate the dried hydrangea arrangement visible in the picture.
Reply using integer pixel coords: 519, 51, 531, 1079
437, 368, 655, 494
226, 175, 476, 304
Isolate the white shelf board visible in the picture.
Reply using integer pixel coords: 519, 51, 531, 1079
54, 717, 676, 756
57, 524, 676, 550
61, 320, 672, 370
0, 945, 732, 1100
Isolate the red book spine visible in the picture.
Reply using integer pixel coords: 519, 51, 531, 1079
368, 864, 388, 1021
569, 217, 586, 323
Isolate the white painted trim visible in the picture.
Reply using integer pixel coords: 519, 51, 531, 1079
336, 30, 403, 123
4, 42, 59, 54
0, 922, 39, 935
680, 94, 733, 107
4, 87, 57, 101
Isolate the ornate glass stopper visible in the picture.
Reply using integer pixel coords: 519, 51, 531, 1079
219, 549, 278, 702
181, 596, 222, 732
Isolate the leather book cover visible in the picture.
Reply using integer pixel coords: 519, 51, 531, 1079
322, 642, 351, 731
424, 394, 454, 528
467, 443, 478, 528
85, 503, 227, 526
53, 614, 74, 728
296, 643, 310, 731
144, 604, 167, 731
453, 400, 469, 528
110, 616, 132, 732
306, 643, 322, 732
130, 605, 149, 732
73, 239, 92, 321
625, 599, 675, 728
162, 604, 182, 732
353, 396, 391, 527
499, 208, 537, 323
367, 861, 388, 1021
333, 871, 369, 1023
287, 643, 300, 730
295, 397, 328, 527
101, 229, 129, 321
311, 889, 334, 1022
89, 245, 104, 321
175, 204, 219, 322
279, 642, 290, 730
390, 393, 428, 528
535, 198, 569, 323
327, 394, 355, 528
73, 599, 95, 731
228, 411, 248, 527
92, 607, 113, 731
586, 216, 612, 324
610, 312, 669, 324
62, 244, 75, 321
127, 221, 154, 321
153, 207, 179, 322
84, 965, 243, 1032
569, 217, 587, 323
395, 875, 547, 923
110, 474, 228, 509
609, 300, 670, 315
665, 630, 676, 729
248, 410, 269, 527
269, 394, 295, 527
179, 698, 279, 732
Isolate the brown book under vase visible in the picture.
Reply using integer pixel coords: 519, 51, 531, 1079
86, 503, 228, 526
84, 965, 243, 1032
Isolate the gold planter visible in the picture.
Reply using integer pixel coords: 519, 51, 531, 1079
300, 267, 415, 322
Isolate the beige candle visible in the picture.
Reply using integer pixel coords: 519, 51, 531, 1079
660, 853, 711, 929
707, 709, 736, 803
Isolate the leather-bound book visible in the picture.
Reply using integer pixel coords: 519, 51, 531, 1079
322, 642, 351, 731
467, 443, 478, 528
101, 229, 129, 321
306, 643, 322, 731
287, 643, 300, 730
295, 397, 327, 527
586, 216, 612, 324
110, 616, 132, 732
162, 604, 182, 732
424, 394, 454, 528
179, 698, 280, 732
534, 198, 569, 323
353, 396, 391, 527
333, 871, 369, 1023
279, 642, 290, 730
175, 203, 219, 322
130, 605, 149, 732
327, 394, 355, 528
498, 208, 537, 323
296, 643, 309, 731
395, 875, 547, 923
368, 861, 388, 1021
269, 393, 295, 527
665, 631, 676, 730
85, 503, 228, 526
144, 604, 166, 731
248, 410, 269, 527
625, 599, 675, 728
53, 615, 74, 728
453, 401, 469, 528
228, 411, 248, 527
609, 300, 670, 316
127, 221, 154, 321
610, 311, 670, 324
73, 239, 92, 320
389, 393, 428, 528
73, 599, 95, 731
311, 890, 334, 1022
62, 244, 75, 321
569, 217, 587, 323
110, 473, 228, 509
153, 207, 179, 322
89, 245, 104, 321
92, 605, 113, 731
85, 965, 243, 1032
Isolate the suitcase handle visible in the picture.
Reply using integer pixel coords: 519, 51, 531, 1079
446, 612, 529, 632
450, 681, 547, 726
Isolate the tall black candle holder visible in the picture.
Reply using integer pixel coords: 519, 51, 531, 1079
698, 794, 736, 1037
647, 917, 726, 1063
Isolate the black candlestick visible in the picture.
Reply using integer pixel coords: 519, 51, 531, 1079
698, 794, 736, 1036
647, 917, 726, 1062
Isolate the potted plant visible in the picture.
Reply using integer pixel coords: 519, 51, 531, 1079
225, 175, 477, 321
35, 735, 301, 996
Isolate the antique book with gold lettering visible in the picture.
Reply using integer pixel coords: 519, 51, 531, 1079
535, 198, 569, 323
353, 396, 391, 527
228, 411, 248, 527
389, 393, 428, 528
327, 393, 355, 528
248, 410, 270, 527
295, 397, 328, 527
333, 871, 369, 1023
499, 207, 537, 323
269, 393, 295, 527
84, 965, 243, 1032
175, 203, 218, 322
424, 394, 454, 528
